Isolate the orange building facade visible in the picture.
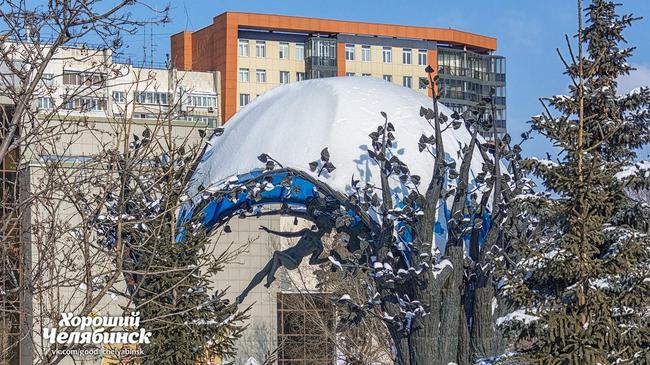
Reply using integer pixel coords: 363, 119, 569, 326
171, 12, 506, 137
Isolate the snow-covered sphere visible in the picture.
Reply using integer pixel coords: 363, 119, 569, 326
187, 76, 486, 202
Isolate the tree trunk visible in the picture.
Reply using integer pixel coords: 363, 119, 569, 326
470, 282, 500, 360
410, 271, 443, 364
458, 308, 471, 365
438, 245, 464, 365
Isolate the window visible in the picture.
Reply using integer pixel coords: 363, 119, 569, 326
42, 73, 54, 86
345, 44, 355, 61
188, 94, 217, 108
295, 43, 305, 60
382, 47, 392, 63
239, 40, 249, 57
403, 76, 412, 88
383, 75, 392, 82
186, 115, 212, 123
279, 42, 289, 59
256, 41, 266, 58
63, 98, 75, 110
438, 50, 464, 76
277, 293, 335, 364
402, 48, 412, 65
90, 74, 105, 86
112, 91, 125, 103
63, 71, 80, 85
239, 68, 250, 83
256, 69, 267, 83
418, 49, 427, 66
239, 93, 250, 107
419, 77, 428, 90
37, 97, 54, 109
62, 71, 105, 86
362, 73, 371, 76
134, 91, 169, 105
63, 97, 106, 111
361, 45, 371, 62
80, 97, 105, 111
296, 72, 305, 81
345, 72, 356, 77
280, 71, 290, 84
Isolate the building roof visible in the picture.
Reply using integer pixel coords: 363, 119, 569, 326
179, 11, 497, 52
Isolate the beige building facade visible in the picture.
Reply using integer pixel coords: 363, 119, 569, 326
234, 36, 433, 111
1, 44, 222, 365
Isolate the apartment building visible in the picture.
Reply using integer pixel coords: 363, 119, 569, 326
0, 44, 221, 365
171, 12, 507, 137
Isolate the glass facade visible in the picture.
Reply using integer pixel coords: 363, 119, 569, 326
305, 37, 338, 79
437, 47, 507, 139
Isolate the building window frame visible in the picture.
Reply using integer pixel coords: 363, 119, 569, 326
239, 68, 250, 83
418, 49, 428, 66
345, 44, 355, 61
296, 72, 305, 81
112, 91, 125, 103
256, 69, 267, 83
418, 77, 428, 90
383, 74, 392, 82
187, 94, 217, 108
62, 70, 106, 87
41, 73, 55, 86
63, 96, 107, 111
239, 93, 250, 107
37, 96, 54, 109
403, 76, 412, 88
382, 47, 392, 63
238, 39, 250, 57
402, 48, 412, 65
295, 43, 305, 61
279, 42, 289, 60
361, 45, 371, 62
255, 41, 266, 58
277, 293, 336, 364
134, 91, 169, 106
279, 71, 290, 84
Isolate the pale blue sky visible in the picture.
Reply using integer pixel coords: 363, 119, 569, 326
124, 1, 650, 159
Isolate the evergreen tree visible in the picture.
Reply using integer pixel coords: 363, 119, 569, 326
503, 1, 650, 363
92, 128, 248, 364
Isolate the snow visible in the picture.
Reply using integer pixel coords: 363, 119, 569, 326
432, 259, 452, 279
589, 278, 611, 290
338, 294, 352, 302
244, 358, 259, 365
328, 255, 343, 270
529, 157, 558, 168
185, 77, 487, 205
475, 352, 516, 365
615, 161, 650, 180
496, 309, 539, 326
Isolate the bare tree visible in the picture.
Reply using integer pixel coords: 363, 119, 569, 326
0, 2, 248, 365
286, 230, 393, 364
